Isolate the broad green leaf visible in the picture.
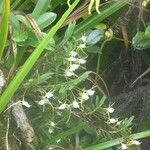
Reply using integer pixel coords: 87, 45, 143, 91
12, 28, 28, 42
32, 0, 51, 19
10, 13, 20, 29
86, 29, 105, 45
85, 45, 102, 54
132, 32, 150, 50
16, 15, 32, 29
37, 12, 57, 30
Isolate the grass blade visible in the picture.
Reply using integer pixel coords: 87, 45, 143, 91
85, 130, 150, 150
74, 0, 127, 36
0, 0, 10, 61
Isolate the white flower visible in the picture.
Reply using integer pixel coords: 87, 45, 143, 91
72, 101, 79, 108
56, 139, 61, 143
107, 106, 114, 113
48, 128, 53, 134
38, 100, 45, 105
78, 58, 86, 64
121, 144, 127, 150
45, 91, 53, 99
79, 43, 86, 49
50, 122, 56, 127
81, 92, 89, 100
109, 118, 118, 124
65, 70, 74, 77
132, 140, 141, 145
70, 51, 77, 57
87, 89, 95, 96
69, 64, 80, 71
58, 104, 66, 110
68, 56, 77, 62
81, 36, 87, 43
116, 121, 122, 125
38, 99, 49, 105
21, 101, 31, 108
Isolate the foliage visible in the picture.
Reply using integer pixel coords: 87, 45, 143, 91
0, 0, 150, 150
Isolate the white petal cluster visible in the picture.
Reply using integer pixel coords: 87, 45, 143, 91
107, 106, 115, 113
65, 51, 86, 77
58, 104, 66, 110
121, 143, 127, 150
86, 89, 95, 96
132, 140, 141, 145
109, 118, 118, 124
45, 91, 54, 99
72, 100, 80, 108
81, 92, 89, 101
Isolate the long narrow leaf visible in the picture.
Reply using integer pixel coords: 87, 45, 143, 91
74, 0, 127, 36
85, 130, 150, 150
0, 0, 80, 113
0, 0, 10, 61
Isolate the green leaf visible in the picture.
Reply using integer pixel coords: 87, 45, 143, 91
37, 12, 57, 30
24, 72, 53, 87
85, 45, 102, 54
16, 15, 32, 29
32, 0, 51, 19
42, 123, 87, 147
63, 21, 76, 41
12, 29, 28, 42
59, 71, 92, 93
0, 0, 10, 61
85, 130, 150, 150
10, 13, 20, 29
132, 32, 150, 50
86, 29, 105, 45
74, 1, 127, 36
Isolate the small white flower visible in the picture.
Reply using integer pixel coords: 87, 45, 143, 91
58, 104, 66, 110
68, 56, 77, 62
69, 64, 80, 71
48, 128, 53, 134
70, 51, 77, 57
132, 140, 141, 145
38, 98, 49, 105
38, 100, 45, 105
109, 118, 118, 124
87, 89, 95, 96
121, 143, 127, 150
81, 92, 89, 100
72, 100, 80, 108
21, 101, 31, 108
65, 70, 74, 77
81, 36, 87, 43
45, 91, 53, 99
116, 121, 122, 125
79, 43, 86, 49
78, 58, 86, 64
107, 106, 115, 113
50, 122, 56, 127
56, 139, 61, 143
